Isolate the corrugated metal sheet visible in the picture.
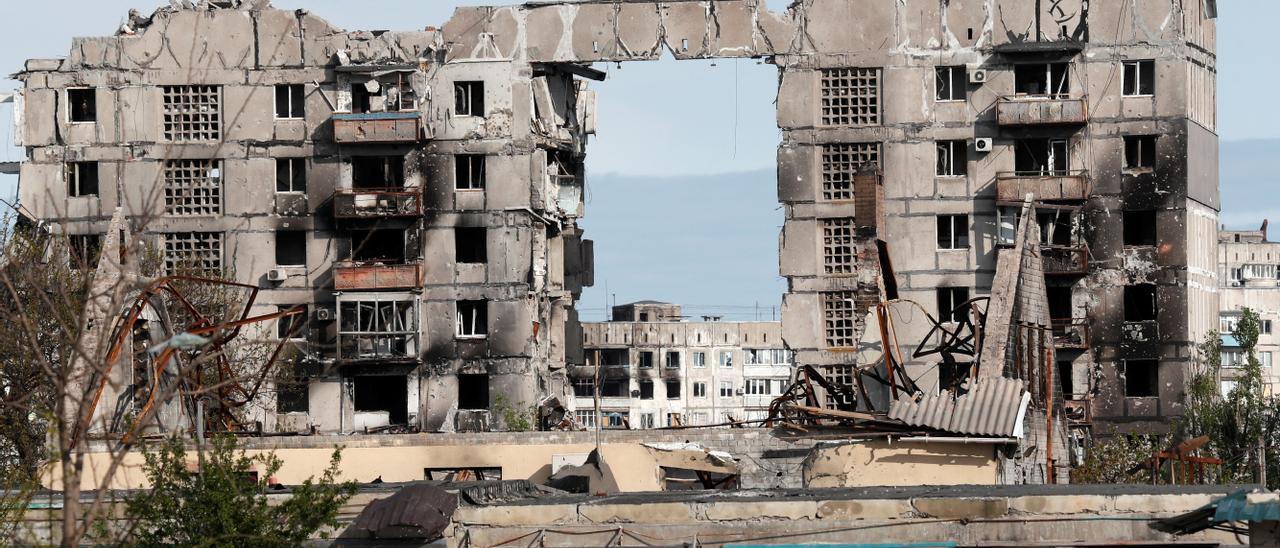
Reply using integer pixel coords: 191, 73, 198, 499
888, 377, 1028, 437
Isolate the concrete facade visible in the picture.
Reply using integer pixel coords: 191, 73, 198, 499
15, 0, 1217, 443
576, 301, 791, 428
1219, 223, 1280, 396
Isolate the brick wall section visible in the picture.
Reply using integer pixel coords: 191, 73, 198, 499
239, 429, 814, 489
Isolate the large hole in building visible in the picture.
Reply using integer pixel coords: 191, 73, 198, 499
578, 54, 783, 322
353, 375, 408, 424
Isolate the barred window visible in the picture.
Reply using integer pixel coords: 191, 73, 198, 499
822, 291, 858, 349
824, 365, 856, 408
164, 160, 222, 216
822, 218, 856, 275
821, 143, 880, 201
820, 68, 880, 127
162, 85, 221, 141
163, 232, 222, 274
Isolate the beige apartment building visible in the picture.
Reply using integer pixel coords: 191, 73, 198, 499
1219, 222, 1280, 396
12, 0, 1218, 443
576, 301, 791, 429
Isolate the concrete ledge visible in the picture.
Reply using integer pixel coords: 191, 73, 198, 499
455, 504, 579, 526
1009, 494, 1111, 515
704, 500, 819, 521
913, 497, 1010, 519
579, 502, 697, 524
1112, 493, 1218, 514
816, 499, 913, 520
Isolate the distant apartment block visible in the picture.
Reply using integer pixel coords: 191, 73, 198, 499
575, 302, 791, 429
1219, 223, 1280, 396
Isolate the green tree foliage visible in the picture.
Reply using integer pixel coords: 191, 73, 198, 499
123, 436, 357, 546
1072, 434, 1166, 484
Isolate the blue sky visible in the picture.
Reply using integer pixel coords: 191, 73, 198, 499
0, 1, 1276, 319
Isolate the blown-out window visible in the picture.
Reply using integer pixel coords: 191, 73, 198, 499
338, 298, 418, 361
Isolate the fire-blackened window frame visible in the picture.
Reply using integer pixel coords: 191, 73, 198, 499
1123, 359, 1159, 398
337, 296, 419, 362
820, 68, 881, 127
1123, 284, 1159, 323
1123, 210, 1158, 247
164, 159, 222, 216
455, 227, 487, 264
458, 374, 490, 410
163, 232, 223, 275
1124, 135, 1158, 171
822, 218, 856, 275
162, 85, 221, 142
822, 291, 858, 349
275, 230, 307, 267
821, 143, 880, 202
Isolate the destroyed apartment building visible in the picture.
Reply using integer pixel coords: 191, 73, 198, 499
11, 0, 1217, 480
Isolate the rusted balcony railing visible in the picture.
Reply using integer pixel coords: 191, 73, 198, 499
996, 170, 1090, 203
332, 188, 423, 219
1042, 245, 1089, 276
996, 95, 1088, 126
332, 112, 421, 144
334, 262, 422, 291
1051, 318, 1090, 349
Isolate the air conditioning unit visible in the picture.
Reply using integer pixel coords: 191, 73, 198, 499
974, 138, 994, 152
315, 307, 334, 321
1231, 281, 1243, 287
968, 68, 988, 84
735, 389, 744, 396
267, 269, 289, 282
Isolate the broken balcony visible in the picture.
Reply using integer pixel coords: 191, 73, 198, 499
996, 95, 1088, 126
334, 262, 422, 291
996, 171, 1090, 203
332, 188, 423, 219
1051, 318, 1091, 350
332, 112, 421, 144
1042, 245, 1089, 276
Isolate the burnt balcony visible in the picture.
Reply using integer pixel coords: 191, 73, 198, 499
332, 188, 422, 219
334, 262, 422, 291
997, 95, 1088, 126
332, 112, 422, 144
1052, 318, 1090, 350
996, 170, 1090, 203
1042, 245, 1089, 276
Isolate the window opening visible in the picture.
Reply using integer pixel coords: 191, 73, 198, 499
1013, 63, 1070, 97
275, 84, 305, 119
458, 374, 490, 410
68, 88, 96, 122
1124, 360, 1158, 397
275, 230, 307, 267
456, 300, 489, 338
1124, 135, 1157, 170
66, 162, 99, 197
1014, 138, 1070, 175
276, 158, 307, 193
1122, 60, 1155, 96
666, 380, 681, 399
351, 156, 405, 189
936, 140, 968, 177
163, 232, 222, 274
455, 81, 485, 117
456, 155, 486, 190
936, 287, 971, 323
455, 227, 487, 264
1124, 285, 1158, 322
936, 214, 970, 250
935, 66, 967, 102
1123, 210, 1157, 247
353, 375, 409, 424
